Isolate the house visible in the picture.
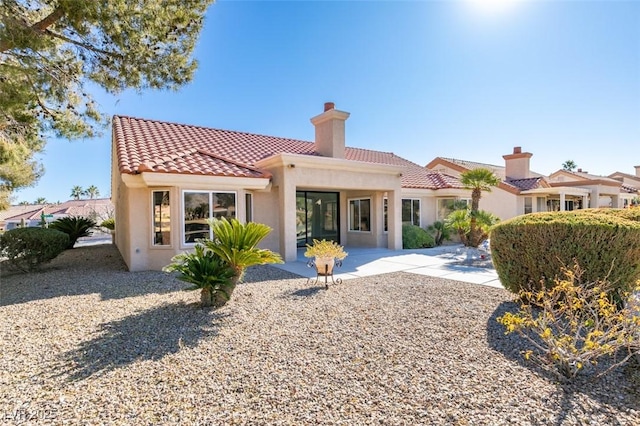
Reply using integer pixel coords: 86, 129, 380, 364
548, 168, 637, 209
1, 198, 113, 231
112, 103, 467, 271
426, 147, 593, 218
608, 166, 640, 206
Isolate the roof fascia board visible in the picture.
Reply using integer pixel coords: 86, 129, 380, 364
257, 153, 405, 175
122, 172, 270, 190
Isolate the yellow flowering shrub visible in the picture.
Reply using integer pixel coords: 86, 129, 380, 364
498, 264, 640, 380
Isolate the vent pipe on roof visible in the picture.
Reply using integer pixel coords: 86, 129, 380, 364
310, 102, 350, 159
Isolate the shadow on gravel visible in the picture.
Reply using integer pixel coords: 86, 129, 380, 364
1, 245, 186, 306
52, 302, 227, 382
487, 301, 640, 425
285, 286, 325, 298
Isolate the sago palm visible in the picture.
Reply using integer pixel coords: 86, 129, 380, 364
204, 217, 283, 279
49, 216, 96, 249
163, 244, 236, 307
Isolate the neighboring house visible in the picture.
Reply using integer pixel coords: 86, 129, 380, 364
608, 166, 640, 206
548, 168, 637, 209
112, 103, 469, 271
426, 147, 594, 218
426, 147, 638, 218
0, 198, 113, 231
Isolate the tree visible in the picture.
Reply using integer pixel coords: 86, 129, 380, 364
35, 197, 46, 204
460, 168, 500, 247
0, 0, 214, 209
70, 185, 84, 200
562, 160, 577, 171
85, 185, 99, 199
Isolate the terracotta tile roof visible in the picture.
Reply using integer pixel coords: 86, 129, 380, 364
507, 177, 546, 191
113, 116, 461, 190
439, 157, 505, 173
2, 199, 113, 222
621, 184, 639, 194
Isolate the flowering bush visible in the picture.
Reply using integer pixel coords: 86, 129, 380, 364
498, 264, 640, 380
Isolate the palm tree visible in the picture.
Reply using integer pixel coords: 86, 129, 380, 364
460, 168, 500, 247
85, 185, 100, 199
70, 185, 84, 200
35, 197, 47, 204
562, 160, 577, 171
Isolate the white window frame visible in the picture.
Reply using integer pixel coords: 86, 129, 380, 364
181, 190, 237, 245
348, 197, 371, 232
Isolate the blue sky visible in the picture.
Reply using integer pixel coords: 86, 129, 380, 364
14, 0, 640, 204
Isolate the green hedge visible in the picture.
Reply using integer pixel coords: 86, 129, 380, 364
0, 227, 69, 272
402, 225, 436, 249
490, 210, 640, 296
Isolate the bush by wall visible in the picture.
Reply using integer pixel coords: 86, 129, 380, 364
0, 227, 69, 272
402, 224, 436, 249
490, 210, 640, 297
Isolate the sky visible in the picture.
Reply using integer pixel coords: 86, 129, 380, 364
13, 0, 640, 204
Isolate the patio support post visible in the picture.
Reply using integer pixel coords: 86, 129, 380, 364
279, 173, 298, 262
611, 194, 620, 208
387, 189, 402, 251
560, 192, 566, 211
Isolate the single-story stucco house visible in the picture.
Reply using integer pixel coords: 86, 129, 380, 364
111, 102, 638, 272
112, 102, 472, 271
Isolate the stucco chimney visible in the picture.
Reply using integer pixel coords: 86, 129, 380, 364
635, 165, 640, 177
310, 102, 350, 159
502, 146, 532, 180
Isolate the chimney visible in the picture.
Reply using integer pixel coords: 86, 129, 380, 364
310, 102, 350, 159
502, 146, 533, 180
635, 165, 640, 177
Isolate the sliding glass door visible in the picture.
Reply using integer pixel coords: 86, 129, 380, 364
296, 191, 340, 247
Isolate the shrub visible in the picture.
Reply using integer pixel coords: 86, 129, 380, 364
427, 220, 451, 246
0, 227, 69, 272
100, 218, 115, 231
49, 216, 97, 249
402, 224, 435, 249
490, 210, 640, 298
498, 264, 640, 381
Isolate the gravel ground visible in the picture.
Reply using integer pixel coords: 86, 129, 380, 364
1, 244, 639, 425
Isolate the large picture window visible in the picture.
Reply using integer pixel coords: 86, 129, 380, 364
402, 199, 420, 226
436, 198, 469, 222
183, 191, 236, 244
153, 191, 171, 246
349, 198, 371, 232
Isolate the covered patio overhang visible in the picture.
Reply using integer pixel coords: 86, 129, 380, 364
256, 153, 405, 261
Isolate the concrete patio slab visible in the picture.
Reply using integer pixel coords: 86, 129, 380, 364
273, 244, 504, 289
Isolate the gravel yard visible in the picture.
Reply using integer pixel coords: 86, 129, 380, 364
1, 244, 639, 425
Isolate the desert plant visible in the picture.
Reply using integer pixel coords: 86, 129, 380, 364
402, 224, 435, 249
498, 264, 640, 381
166, 218, 282, 307
49, 216, 97, 249
203, 217, 283, 279
304, 239, 348, 260
0, 227, 69, 272
445, 208, 499, 247
100, 218, 115, 232
490, 210, 640, 300
163, 244, 237, 307
460, 168, 500, 247
427, 220, 451, 246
